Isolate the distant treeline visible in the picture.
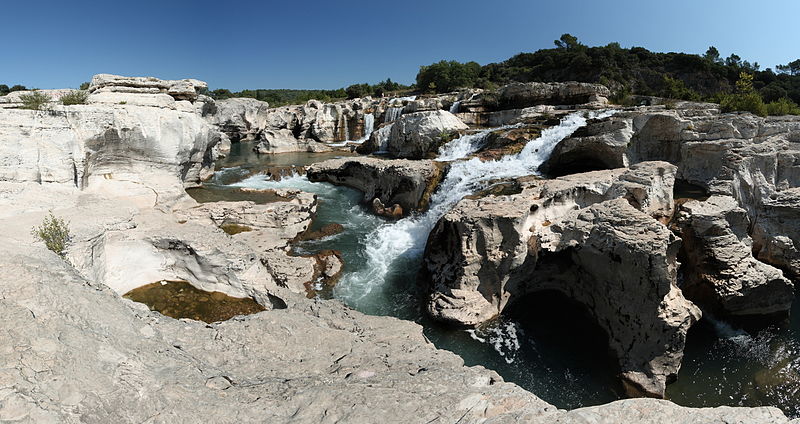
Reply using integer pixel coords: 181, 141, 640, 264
206, 79, 411, 106
415, 34, 800, 109
0, 84, 28, 96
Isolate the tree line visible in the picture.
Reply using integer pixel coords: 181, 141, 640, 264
414, 34, 800, 114
205, 78, 410, 106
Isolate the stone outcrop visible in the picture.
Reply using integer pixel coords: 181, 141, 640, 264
674, 195, 794, 317
423, 162, 699, 397
307, 157, 443, 214
0, 103, 221, 205
542, 106, 800, 281
383, 110, 468, 159
208, 97, 271, 141
477, 81, 610, 111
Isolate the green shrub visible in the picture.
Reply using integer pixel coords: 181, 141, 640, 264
19, 90, 51, 110
79, 82, 90, 90
719, 92, 767, 116
766, 98, 800, 116
719, 73, 767, 117
31, 212, 72, 257
60, 90, 89, 105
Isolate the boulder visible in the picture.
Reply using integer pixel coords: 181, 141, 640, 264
384, 110, 468, 159
674, 195, 794, 317
209, 97, 271, 141
423, 162, 699, 397
307, 157, 444, 214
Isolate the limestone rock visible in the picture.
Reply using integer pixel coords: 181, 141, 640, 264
307, 157, 443, 214
385, 110, 468, 159
88, 73, 208, 101
493, 81, 611, 110
0, 106, 221, 204
674, 195, 794, 317
423, 162, 698, 397
209, 97, 271, 141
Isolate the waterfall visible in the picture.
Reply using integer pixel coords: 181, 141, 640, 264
341, 114, 350, 141
335, 110, 617, 305
449, 100, 461, 114
383, 107, 403, 123
436, 123, 522, 162
359, 113, 374, 141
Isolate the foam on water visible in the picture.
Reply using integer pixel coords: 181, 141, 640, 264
436, 123, 522, 162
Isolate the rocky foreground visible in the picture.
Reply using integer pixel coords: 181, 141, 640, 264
0, 74, 798, 422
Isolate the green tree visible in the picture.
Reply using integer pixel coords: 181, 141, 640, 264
79, 82, 90, 90
10, 84, 26, 92
704, 46, 722, 64
554, 33, 581, 50
0, 84, 8, 96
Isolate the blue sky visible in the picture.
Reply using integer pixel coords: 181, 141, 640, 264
1, 0, 798, 90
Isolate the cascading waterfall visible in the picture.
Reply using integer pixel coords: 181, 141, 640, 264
449, 100, 461, 114
359, 113, 374, 141
335, 110, 616, 306
383, 107, 403, 123
435, 123, 522, 162
340, 114, 350, 141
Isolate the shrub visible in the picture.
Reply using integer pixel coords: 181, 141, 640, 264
31, 212, 72, 257
79, 82, 90, 90
766, 98, 800, 116
60, 90, 89, 105
719, 72, 767, 117
19, 90, 51, 110
719, 92, 767, 116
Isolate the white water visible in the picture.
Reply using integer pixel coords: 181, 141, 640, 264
449, 100, 461, 114
435, 123, 522, 162
341, 114, 350, 141
335, 110, 616, 305
361, 113, 374, 141
384, 107, 403, 123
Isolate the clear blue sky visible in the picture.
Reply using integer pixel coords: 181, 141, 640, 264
1, 0, 798, 90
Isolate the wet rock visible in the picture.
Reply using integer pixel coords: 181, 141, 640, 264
298, 223, 345, 241
308, 157, 444, 214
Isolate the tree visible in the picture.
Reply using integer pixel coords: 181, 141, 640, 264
79, 82, 90, 90
415, 60, 481, 93
776, 60, 800, 75
725, 54, 742, 68
10, 84, 26, 92
0, 84, 8, 96
554, 33, 581, 50
704, 46, 722, 64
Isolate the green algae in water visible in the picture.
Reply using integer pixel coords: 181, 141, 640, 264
124, 280, 265, 323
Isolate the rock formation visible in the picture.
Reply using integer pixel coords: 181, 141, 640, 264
423, 162, 699, 397
307, 157, 443, 214
1, 74, 797, 422
674, 195, 794, 317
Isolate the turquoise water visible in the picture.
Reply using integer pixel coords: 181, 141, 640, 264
212, 142, 800, 416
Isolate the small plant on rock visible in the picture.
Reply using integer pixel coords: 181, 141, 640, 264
61, 90, 89, 105
19, 90, 51, 110
31, 212, 72, 257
